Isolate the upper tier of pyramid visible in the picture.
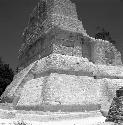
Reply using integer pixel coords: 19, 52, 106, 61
20, 0, 86, 51
18, 0, 122, 71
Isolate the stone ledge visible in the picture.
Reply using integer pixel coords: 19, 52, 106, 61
31, 53, 123, 79
15, 104, 100, 112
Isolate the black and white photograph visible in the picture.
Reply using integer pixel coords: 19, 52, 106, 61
0, 0, 122, 124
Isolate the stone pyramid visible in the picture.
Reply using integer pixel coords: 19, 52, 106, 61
1, 0, 123, 112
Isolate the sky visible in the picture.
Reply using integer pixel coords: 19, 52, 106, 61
0, 0, 122, 71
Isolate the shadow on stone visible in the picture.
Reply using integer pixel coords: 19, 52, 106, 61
15, 104, 100, 112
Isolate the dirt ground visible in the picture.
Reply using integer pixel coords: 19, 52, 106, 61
0, 103, 117, 125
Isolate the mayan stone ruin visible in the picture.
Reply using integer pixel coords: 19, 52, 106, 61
1, 0, 123, 113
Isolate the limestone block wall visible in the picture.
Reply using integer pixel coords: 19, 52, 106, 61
42, 73, 102, 105
31, 53, 95, 76
51, 14, 85, 33
82, 41, 92, 61
92, 40, 106, 64
89, 37, 122, 66
114, 51, 122, 66
52, 0, 78, 19
53, 44, 74, 56
16, 78, 46, 106
43, 74, 123, 106
15, 74, 101, 108
31, 54, 123, 78
93, 65, 123, 78
14, 72, 123, 111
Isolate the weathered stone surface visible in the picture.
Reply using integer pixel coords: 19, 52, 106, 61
7, 71, 123, 112
31, 54, 95, 76
18, 0, 87, 68
16, 78, 45, 106
42, 75, 123, 107
18, 0, 122, 68
13, 74, 101, 110
30, 54, 123, 78
42, 73, 101, 105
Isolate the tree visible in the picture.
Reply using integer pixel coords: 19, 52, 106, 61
95, 27, 116, 45
0, 57, 3, 64
0, 58, 14, 96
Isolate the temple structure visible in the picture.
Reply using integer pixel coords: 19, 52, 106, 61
18, 0, 122, 69
1, 0, 123, 112
18, 0, 86, 69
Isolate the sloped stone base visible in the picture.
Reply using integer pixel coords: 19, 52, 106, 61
1, 54, 123, 112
